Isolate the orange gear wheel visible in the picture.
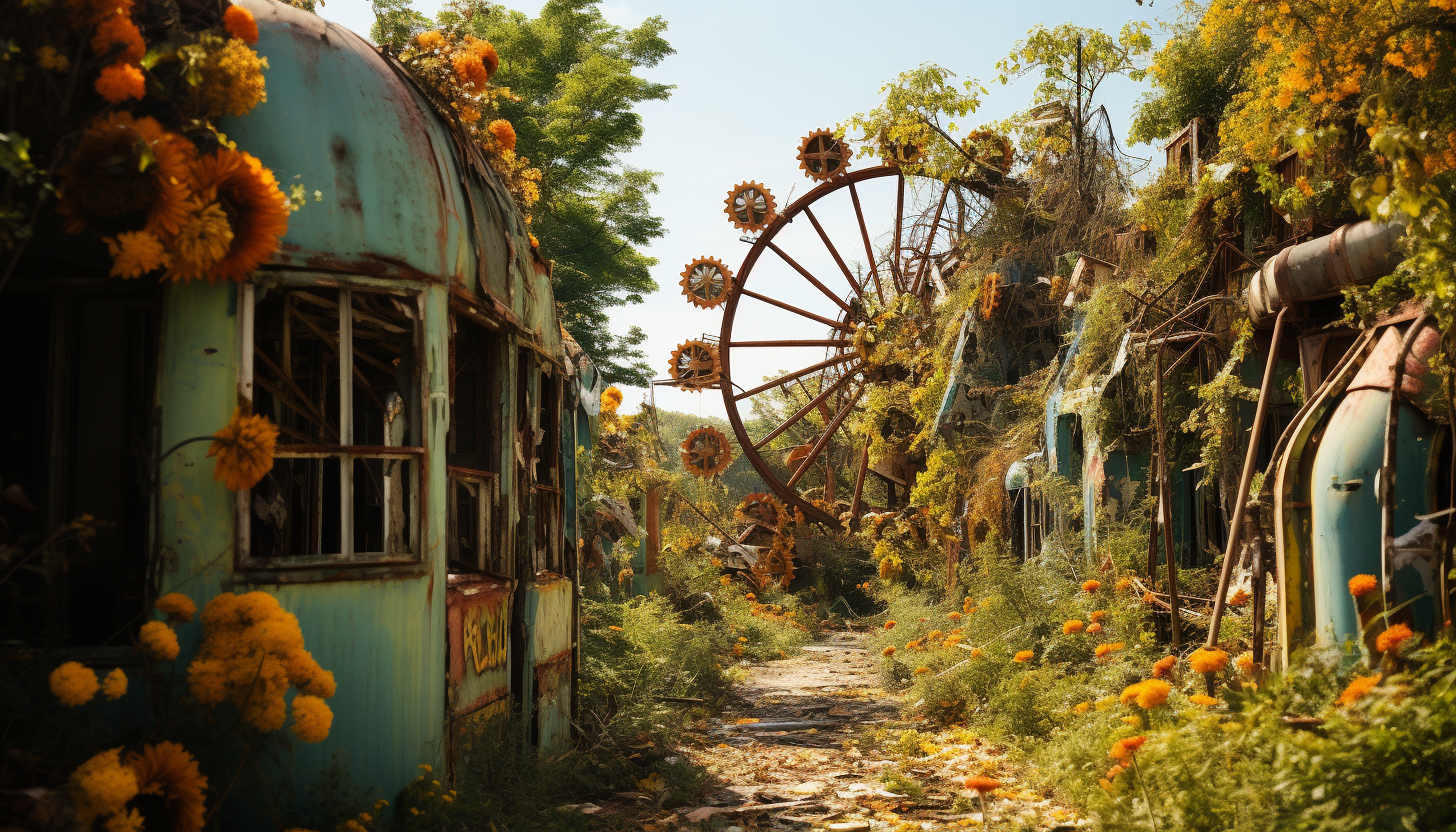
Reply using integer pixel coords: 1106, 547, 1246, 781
681, 426, 733, 477
668, 339, 720, 390
797, 129, 851, 182
756, 533, 797, 588
736, 492, 783, 527
980, 272, 1002, 319
724, 181, 776, 233
679, 257, 735, 309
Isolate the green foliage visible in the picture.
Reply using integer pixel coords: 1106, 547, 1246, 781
843, 63, 985, 181
1129, 2, 1253, 147
995, 22, 1151, 107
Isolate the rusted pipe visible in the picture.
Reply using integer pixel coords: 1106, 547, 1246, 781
1208, 306, 1288, 648
1248, 221, 1405, 328
1247, 503, 1266, 679
1154, 346, 1183, 649
1380, 315, 1434, 601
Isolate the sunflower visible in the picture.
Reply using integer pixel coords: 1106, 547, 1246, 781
207, 407, 279, 490
187, 149, 289, 282
125, 742, 208, 832
57, 112, 194, 239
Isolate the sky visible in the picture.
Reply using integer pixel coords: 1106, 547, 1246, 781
319, 0, 1182, 420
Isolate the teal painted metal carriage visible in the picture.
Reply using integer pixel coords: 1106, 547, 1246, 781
0, 0, 596, 821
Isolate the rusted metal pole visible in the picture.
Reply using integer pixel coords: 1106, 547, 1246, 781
787, 389, 864, 488
1381, 314, 1432, 602
765, 240, 855, 316
728, 339, 851, 348
1207, 306, 1288, 648
737, 288, 854, 332
1154, 346, 1183, 649
850, 443, 869, 527
803, 206, 867, 303
1247, 503, 1266, 679
847, 181, 885, 304
734, 353, 858, 400
753, 373, 858, 450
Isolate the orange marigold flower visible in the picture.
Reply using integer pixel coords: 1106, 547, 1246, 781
1190, 693, 1219, 707
1082, 579, 1101, 593
1087, 622, 1103, 634
1375, 623, 1415, 654
1336, 673, 1381, 707
884, 620, 896, 630
95, 61, 145, 103
189, 38, 266, 119
1189, 648, 1229, 674
970, 648, 984, 658
487, 118, 516, 152
464, 36, 499, 76
140, 620, 180, 661
223, 5, 258, 44
964, 776, 1001, 793
91, 15, 145, 63
452, 52, 490, 90
1073, 701, 1091, 714
947, 611, 961, 621
1090, 610, 1106, 622
155, 592, 197, 623
102, 667, 128, 700
51, 661, 100, 706
1143, 591, 1158, 604
528, 233, 540, 247
1063, 620, 1084, 634
914, 666, 930, 675
415, 30, 445, 51
1115, 578, 1132, 591
125, 742, 208, 832
1348, 574, 1379, 598
105, 230, 168, 278
1013, 650, 1033, 663
1151, 655, 1176, 678
183, 149, 289, 282
291, 694, 333, 743
1236, 651, 1255, 673
1109, 736, 1146, 761
1134, 679, 1169, 708
208, 407, 279, 491
882, 646, 896, 656
1228, 589, 1249, 607
68, 749, 139, 826
1095, 642, 1123, 658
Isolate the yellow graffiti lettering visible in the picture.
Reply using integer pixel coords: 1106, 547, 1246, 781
464, 604, 509, 674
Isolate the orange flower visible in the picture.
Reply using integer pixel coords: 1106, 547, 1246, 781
487, 119, 516, 152
1348, 574, 1379, 598
884, 620, 896, 630
184, 149, 289, 282
1189, 694, 1219, 707
1087, 622, 1103, 634
463, 36, 499, 76
1151, 655, 1176, 678
947, 611, 961, 621
1375, 623, 1414, 654
139, 621, 180, 661
155, 593, 197, 623
223, 5, 258, 44
1115, 578, 1132, 591
1236, 651, 1255, 673
125, 742, 208, 832
914, 666, 930, 675
1133, 679, 1169, 708
1336, 673, 1381, 707
1228, 589, 1249, 607
1013, 650, 1034, 663
1095, 642, 1123, 659
882, 646, 896, 657
415, 30, 445, 51
1109, 736, 1146, 761
970, 648, 984, 658
1089, 610, 1106, 622
528, 233, 540, 247
452, 52, 490, 90
1082, 579, 1101, 593
58, 112, 194, 239
1189, 648, 1229, 674
208, 407, 279, 491
95, 62, 145, 103
91, 15, 145, 63
104, 230, 168, 278
964, 776, 1001, 793
1063, 620, 1084, 634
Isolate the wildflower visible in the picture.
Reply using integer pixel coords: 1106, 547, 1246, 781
882, 646, 896, 656
970, 648, 984, 658
223, 4, 258, 44
601, 386, 623, 413
487, 119, 516, 152
1087, 622, 1103, 634
37, 45, 71, 71
1115, 578, 1132, 591
415, 30, 444, 51
1063, 620, 1084, 634
1228, 589, 1249, 607
452, 51, 490, 90
51, 661, 100, 706
1348, 574, 1379, 598
1189, 648, 1229, 674
140, 620, 180, 660
167, 202, 234, 281
69, 749, 139, 826
95, 62, 146, 102
1109, 736, 1146, 761
1121, 715, 1142, 726
1073, 701, 1091, 714
289, 694, 332, 743
528, 233, 539, 247
1089, 610, 1106, 622
185, 148, 290, 282
884, 620, 896, 629
105, 230, 168, 278
1151, 655, 1176, 678
1236, 651, 1255, 673
964, 776, 1001, 793
718, 575, 730, 586
418, 765, 432, 773
190, 38, 267, 118
59, 113, 195, 239
1095, 643, 1123, 659
126, 742, 208, 832
1375, 623, 1414, 654
947, 611, 961, 621
1336, 673, 1381, 707
91, 14, 145, 63
155, 592, 197, 623
102, 668, 128, 700
914, 666, 930, 675
207, 408, 279, 491
1104, 763, 1126, 781
1190, 694, 1219, 707
1134, 679, 1170, 708
463, 36, 499, 76
1013, 650, 1033, 663
1082, 579, 1101, 593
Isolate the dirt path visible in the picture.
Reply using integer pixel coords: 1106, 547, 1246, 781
601, 628, 1084, 831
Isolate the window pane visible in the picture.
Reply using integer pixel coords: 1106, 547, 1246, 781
253, 287, 340, 446
352, 456, 415, 555
349, 292, 419, 449
250, 457, 342, 558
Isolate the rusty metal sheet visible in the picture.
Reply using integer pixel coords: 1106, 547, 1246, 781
446, 575, 512, 717
527, 576, 573, 661
533, 650, 573, 752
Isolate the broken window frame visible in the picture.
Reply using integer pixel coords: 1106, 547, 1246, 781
236, 279, 427, 571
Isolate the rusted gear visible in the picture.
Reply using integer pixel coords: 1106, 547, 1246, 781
762, 533, 797, 588
679, 257, 735, 309
736, 492, 783, 527
680, 426, 733, 478
668, 339, 720, 389
724, 181, 776, 233
797, 129, 851, 182
980, 272, 1002, 320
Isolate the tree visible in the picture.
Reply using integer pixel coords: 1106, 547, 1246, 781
373, 0, 672, 385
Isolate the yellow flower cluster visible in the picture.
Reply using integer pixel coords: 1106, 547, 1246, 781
156, 592, 197, 623
1189, 648, 1230, 674
208, 407, 279, 491
1120, 679, 1170, 709
140, 620, 180, 661
69, 749, 139, 826
186, 592, 336, 736
50, 661, 100, 706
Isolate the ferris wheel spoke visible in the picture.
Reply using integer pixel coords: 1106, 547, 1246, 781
733, 353, 859, 401
752, 367, 859, 451
802, 207, 866, 304
738, 288, 854, 332
910, 184, 952, 296
847, 180, 886, 304
727, 339, 852, 348
764, 240, 855, 317
786, 386, 864, 488
891, 171, 906, 293
850, 442, 869, 517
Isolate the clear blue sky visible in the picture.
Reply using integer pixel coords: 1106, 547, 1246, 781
320, 0, 1182, 419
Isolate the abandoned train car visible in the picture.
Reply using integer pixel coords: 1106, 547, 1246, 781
0, 0, 599, 817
